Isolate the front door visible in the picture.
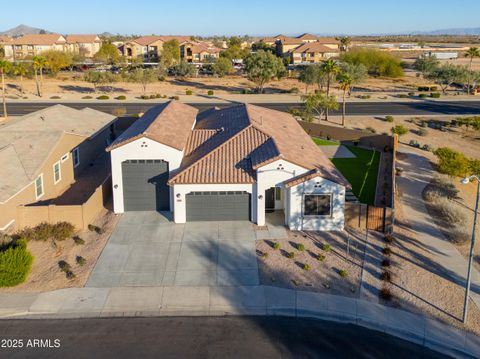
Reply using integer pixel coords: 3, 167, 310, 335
265, 188, 275, 210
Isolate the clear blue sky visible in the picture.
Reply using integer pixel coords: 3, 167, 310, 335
2, 0, 479, 36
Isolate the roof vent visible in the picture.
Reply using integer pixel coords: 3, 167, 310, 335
220, 126, 225, 132
40, 116, 45, 121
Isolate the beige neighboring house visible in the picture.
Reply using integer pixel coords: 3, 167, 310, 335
0, 35, 13, 59
121, 35, 191, 62
66, 34, 102, 58
180, 41, 222, 63
288, 42, 340, 64
9, 34, 68, 60
0, 105, 117, 231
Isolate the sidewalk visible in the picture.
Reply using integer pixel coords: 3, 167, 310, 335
396, 147, 480, 309
0, 285, 477, 358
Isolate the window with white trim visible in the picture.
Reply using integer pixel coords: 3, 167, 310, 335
53, 161, 61, 184
72, 147, 80, 167
304, 194, 332, 216
61, 153, 69, 162
35, 175, 44, 199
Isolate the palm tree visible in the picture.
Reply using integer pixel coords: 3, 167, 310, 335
338, 73, 353, 127
465, 47, 480, 94
337, 36, 351, 52
0, 60, 11, 119
320, 59, 340, 96
32, 56, 48, 97
13, 63, 28, 93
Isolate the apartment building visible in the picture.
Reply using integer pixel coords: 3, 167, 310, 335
120, 36, 190, 62
180, 41, 222, 63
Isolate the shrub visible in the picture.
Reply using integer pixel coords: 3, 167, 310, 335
273, 242, 280, 250
262, 252, 269, 259
380, 271, 391, 282
408, 92, 415, 96
322, 243, 331, 252
379, 287, 392, 300
398, 94, 408, 98
434, 197, 467, 225
207, 90, 214, 96
450, 228, 470, 244
140, 95, 149, 100
340, 48, 404, 77
58, 260, 71, 272
66, 270, 76, 279
76, 255, 86, 266
409, 139, 420, 147
51, 222, 75, 241
0, 239, 33, 287
50, 95, 61, 99
365, 126, 376, 133
28, 222, 52, 241
87, 224, 104, 234
391, 125, 409, 136
417, 128, 428, 136
73, 236, 85, 245
419, 93, 428, 99
170, 95, 180, 100
303, 263, 311, 271
358, 94, 371, 99
115, 95, 126, 100
97, 95, 109, 100
381, 259, 391, 267
287, 251, 295, 259
339, 269, 349, 278
158, 75, 165, 81
430, 86, 438, 91
418, 86, 429, 91
185, 89, 193, 95
430, 92, 441, 98
289, 87, 299, 94
297, 243, 305, 251
317, 254, 325, 262
385, 115, 394, 122
382, 247, 392, 256
422, 144, 434, 152
434, 147, 471, 177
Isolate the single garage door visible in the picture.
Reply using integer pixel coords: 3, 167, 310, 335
122, 160, 169, 211
186, 191, 251, 221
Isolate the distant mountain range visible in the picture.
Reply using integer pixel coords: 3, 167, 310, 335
412, 27, 480, 36
0, 24, 51, 37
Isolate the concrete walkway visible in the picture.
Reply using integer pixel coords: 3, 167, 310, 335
396, 148, 480, 308
0, 285, 477, 358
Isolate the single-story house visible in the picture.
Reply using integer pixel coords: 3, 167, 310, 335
107, 101, 349, 231
0, 105, 117, 231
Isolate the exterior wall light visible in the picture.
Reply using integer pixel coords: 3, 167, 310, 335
258, 195, 263, 199
114, 184, 118, 189
176, 193, 181, 198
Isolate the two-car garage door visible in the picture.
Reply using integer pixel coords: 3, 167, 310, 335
186, 191, 251, 221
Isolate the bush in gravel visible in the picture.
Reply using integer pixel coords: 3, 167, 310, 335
273, 242, 280, 250
185, 89, 193, 95
96, 95, 109, 100
287, 252, 295, 259
303, 263, 311, 271
384, 115, 394, 122
417, 128, 428, 136
322, 243, 331, 252
82, 95, 93, 99
317, 254, 325, 262
87, 224, 104, 234
450, 228, 471, 245
115, 95, 126, 100
419, 93, 428, 99
382, 247, 392, 256
339, 269, 348, 278
0, 239, 33, 287
58, 260, 71, 272
379, 287, 392, 300
76, 256, 86, 266
297, 243, 305, 251
73, 236, 85, 245
381, 259, 391, 267
66, 271, 76, 280
207, 90, 214, 96
51, 222, 75, 241
435, 197, 466, 226
380, 271, 392, 282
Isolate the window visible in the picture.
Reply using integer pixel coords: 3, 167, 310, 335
53, 161, 61, 184
304, 194, 332, 216
61, 153, 69, 162
275, 187, 282, 200
72, 147, 80, 167
35, 175, 44, 199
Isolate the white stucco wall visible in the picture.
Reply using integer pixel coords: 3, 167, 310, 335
172, 183, 254, 223
256, 159, 309, 226
287, 176, 345, 231
110, 137, 184, 213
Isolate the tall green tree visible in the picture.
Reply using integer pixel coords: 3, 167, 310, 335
427, 64, 468, 93
302, 92, 338, 122
0, 60, 11, 118
464, 47, 480, 93
337, 73, 353, 127
13, 63, 28, 93
42, 50, 73, 74
212, 57, 233, 77
161, 40, 180, 68
338, 62, 367, 94
320, 59, 340, 96
336, 36, 351, 52
413, 55, 439, 79
32, 55, 48, 97
244, 50, 285, 93
298, 65, 319, 93
94, 42, 120, 64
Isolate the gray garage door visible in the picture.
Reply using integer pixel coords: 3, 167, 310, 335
186, 191, 251, 221
122, 160, 169, 211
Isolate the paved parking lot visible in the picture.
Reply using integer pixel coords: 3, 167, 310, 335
87, 212, 259, 287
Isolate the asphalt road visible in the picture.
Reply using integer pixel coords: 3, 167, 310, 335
0, 316, 451, 359
3, 100, 480, 116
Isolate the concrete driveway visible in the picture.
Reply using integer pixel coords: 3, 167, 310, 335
87, 212, 259, 287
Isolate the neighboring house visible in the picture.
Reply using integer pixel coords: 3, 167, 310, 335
120, 35, 190, 62
288, 42, 340, 64
0, 105, 117, 231
107, 101, 349, 231
180, 41, 222, 63
66, 35, 102, 58
9, 34, 68, 60
0, 35, 13, 59
273, 34, 340, 62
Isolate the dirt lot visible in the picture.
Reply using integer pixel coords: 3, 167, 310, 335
0, 207, 119, 293
256, 229, 364, 298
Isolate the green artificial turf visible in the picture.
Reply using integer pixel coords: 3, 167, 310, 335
330, 145, 380, 205
311, 137, 339, 146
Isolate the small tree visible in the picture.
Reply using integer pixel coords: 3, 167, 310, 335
161, 39, 180, 68
434, 147, 471, 177
94, 42, 120, 65
83, 71, 116, 93
336, 36, 351, 52
0, 60, 11, 118
428, 64, 468, 93
43, 50, 73, 74
391, 125, 409, 137
244, 50, 285, 93
339, 62, 367, 94
338, 72, 353, 127
32, 55, 48, 97
128, 68, 158, 95
298, 65, 319, 93
302, 92, 339, 122
174, 61, 196, 78
413, 55, 439, 79
465, 47, 480, 93
212, 57, 233, 77
13, 63, 28, 93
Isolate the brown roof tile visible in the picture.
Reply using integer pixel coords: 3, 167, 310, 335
106, 101, 198, 152
11, 34, 66, 45
66, 35, 101, 43
133, 35, 191, 46
291, 42, 340, 54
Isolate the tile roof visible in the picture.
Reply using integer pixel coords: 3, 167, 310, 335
0, 36, 11, 43
0, 105, 116, 202
66, 35, 101, 43
168, 104, 349, 187
132, 35, 191, 46
11, 34, 66, 45
297, 33, 319, 40
106, 101, 198, 152
291, 42, 340, 54
283, 168, 350, 188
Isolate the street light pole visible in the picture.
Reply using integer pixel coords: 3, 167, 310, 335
461, 175, 480, 324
